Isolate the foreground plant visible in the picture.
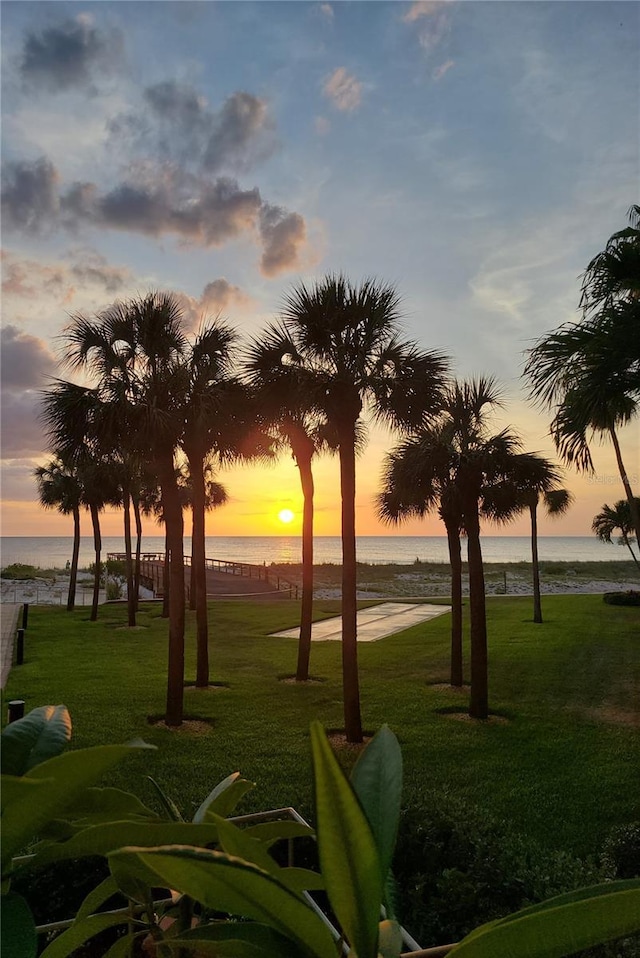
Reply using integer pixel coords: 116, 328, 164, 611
3, 708, 639, 958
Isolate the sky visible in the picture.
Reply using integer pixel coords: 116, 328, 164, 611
1, 0, 638, 540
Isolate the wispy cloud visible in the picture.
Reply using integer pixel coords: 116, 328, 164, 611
322, 67, 362, 112
402, 1, 444, 24
402, 1, 451, 53
111, 84, 276, 175
433, 59, 454, 81
318, 3, 334, 21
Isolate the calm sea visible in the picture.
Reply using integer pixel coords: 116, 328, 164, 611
0, 535, 632, 569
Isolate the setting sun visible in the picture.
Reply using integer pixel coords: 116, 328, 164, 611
278, 508, 295, 524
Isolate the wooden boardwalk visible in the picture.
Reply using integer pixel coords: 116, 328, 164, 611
107, 554, 298, 600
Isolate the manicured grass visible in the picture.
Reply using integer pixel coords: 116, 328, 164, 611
3, 594, 638, 858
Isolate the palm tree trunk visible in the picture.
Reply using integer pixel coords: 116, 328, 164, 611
530, 500, 542, 624
339, 423, 363, 744
621, 533, 640, 571
123, 483, 136, 627
89, 502, 102, 622
162, 546, 170, 618
133, 493, 142, 611
445, 520, 463, 686
190, 451, 209, 688
159, 456, 185, 727
296, 448, 314, 682
466, 504, 489, 720
67, 505, 81, 612
609, 427, 640, 543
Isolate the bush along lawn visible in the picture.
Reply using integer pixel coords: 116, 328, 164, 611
2, 594, 639, 948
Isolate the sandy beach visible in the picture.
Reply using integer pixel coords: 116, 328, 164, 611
1, 567, 637, 605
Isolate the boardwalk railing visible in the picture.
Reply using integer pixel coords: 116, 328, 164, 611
106, 553, 298, 599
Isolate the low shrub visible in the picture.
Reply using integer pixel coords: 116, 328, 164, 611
602, 823, 640, 879
1, 563, 40, 580
394, 799, 604, 946
603, 591, 640, 607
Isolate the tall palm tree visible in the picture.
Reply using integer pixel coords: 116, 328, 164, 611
377, 425, 465, 687
524, 206, 640, 542
490, 454, 573, 623
39, 382, 119, 621
62, 292, 190, 725
443, 379, 525, 719
177, 464, 228, 611
267, 275, 448, 742
34, 456, 82, 611
245, 327, 340, 682
592, 499, 640, 571
179, 322, 267, 688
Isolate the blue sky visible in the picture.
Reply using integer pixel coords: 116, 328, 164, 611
1, 1, 638, 537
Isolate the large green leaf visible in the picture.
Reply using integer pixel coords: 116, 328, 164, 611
1, 705, 72, 776
350, 725, 403, 887
171, 921, 303, 958
2, 743, 155, 874
1, 892, 38, 958
75, 875, 121, 921
66, 786, 161, 825
1, 776, 49, 814
147, 775, 184, 822
241, 821, 315, 848
109, 845, 337, 958
196, 773, 255, 822
28, 820, 222, 869
214, 815, 324, 895
310, 721, 383, 958
39, 912, 143, 958
448, 880, 640, 958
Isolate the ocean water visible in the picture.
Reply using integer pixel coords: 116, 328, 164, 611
0, 535, 633, 570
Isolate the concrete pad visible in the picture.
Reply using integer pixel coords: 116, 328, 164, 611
271, 601, 451, 642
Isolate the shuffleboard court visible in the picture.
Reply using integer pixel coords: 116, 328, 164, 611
271, 601, 451, 643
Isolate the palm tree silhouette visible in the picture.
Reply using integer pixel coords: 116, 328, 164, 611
592, 499, 640, 571
491, 454, 573, 623
377, 423, 465, 687
245, 324, 340, 682
525, 206, 640, 541
34, 456, 82, 611
61, 292, 190, 724
268, 275, 448, 741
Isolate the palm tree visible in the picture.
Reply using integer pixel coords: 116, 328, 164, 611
438, 378, 525, 719
491, 455, 573, 623
177, 464, 228, 610
592, 499, 640, 571
62, 292, 190, 725
268, 275, 448, 741
245, 326, 340, 682
377, 425, 465, 687
524, 207, 640, 542
179, 322, 266, 688
34, 456, 82, 611
39, 382, 120, 622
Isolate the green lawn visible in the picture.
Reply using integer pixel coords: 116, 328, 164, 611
3, 594, 638, 859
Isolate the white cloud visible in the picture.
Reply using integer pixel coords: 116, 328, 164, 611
314, 115, 331, 136
322, 67, 362, 113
